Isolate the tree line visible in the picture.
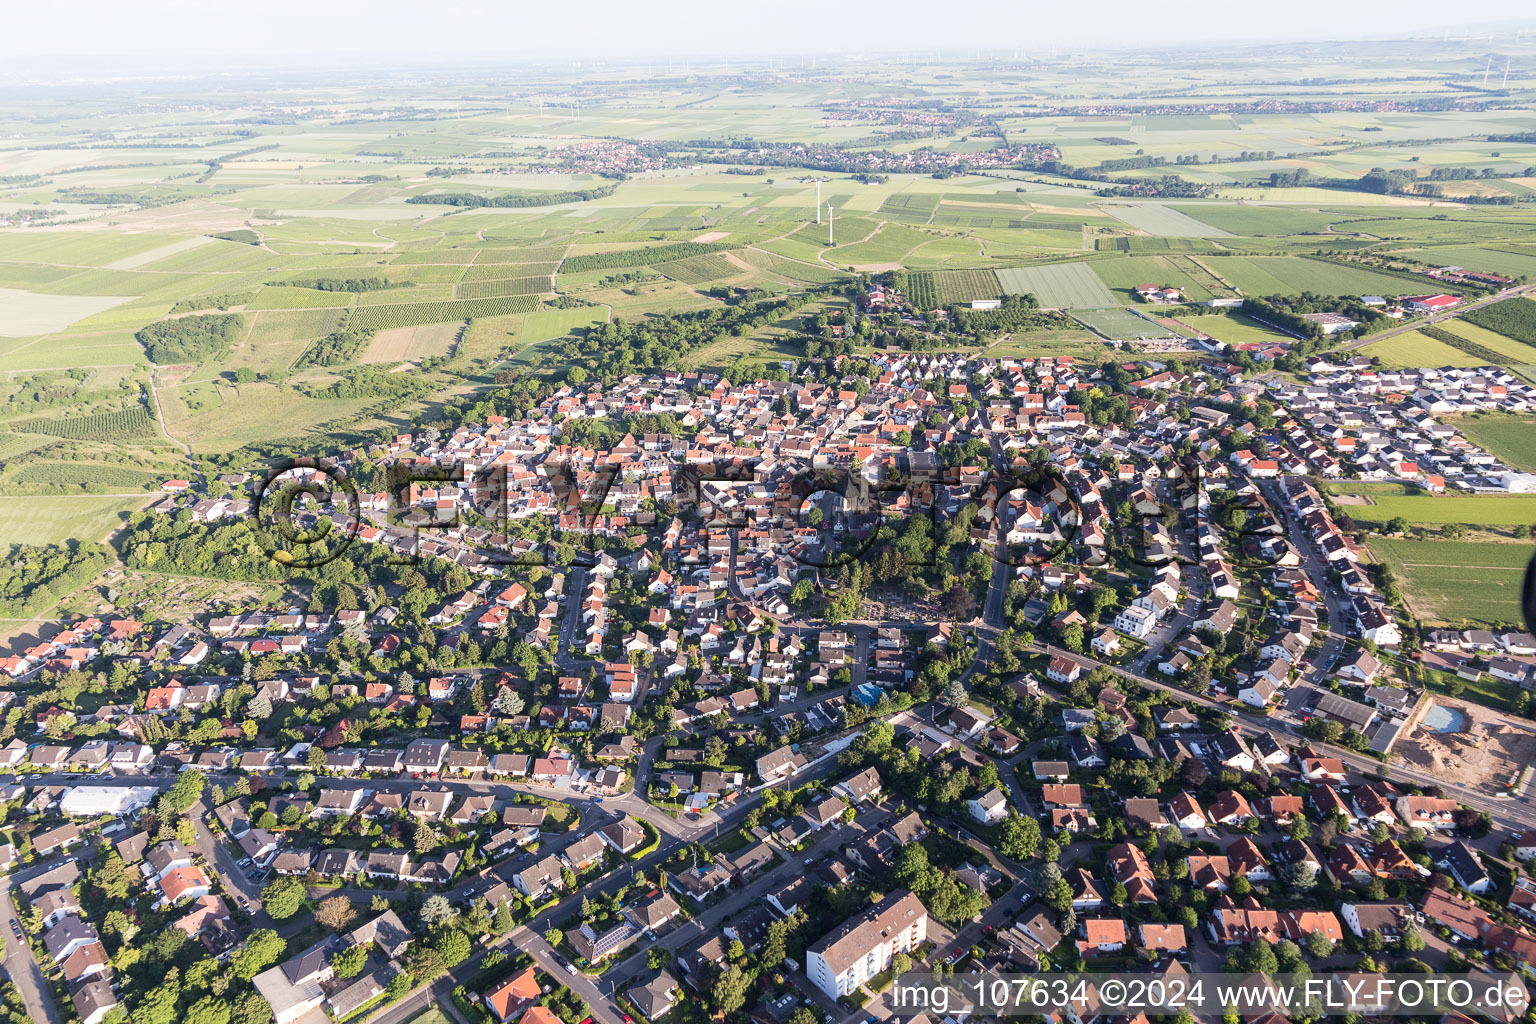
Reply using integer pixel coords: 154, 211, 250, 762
405, 184, 619, 208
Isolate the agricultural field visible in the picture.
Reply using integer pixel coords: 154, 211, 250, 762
995, 262, 1118, 308
678, 335, 801, 373
1101, 203, 1233, 237
350, 296, 543, 332
1090, 255, 1220, 302
1452, 415, 1536, 473
1358, 328, 1497, 369
0, 288, 132, 336
1342, 490, 1536, 526
8, 462, 169, 492
455, 276, 553, 299
362, 322, 463, 365
931, 270, 1002, 305
0, 495, 148, 548
1, 45, 1536, 550
1367, 537, 1531, 627
1201, 255, 1422, 296
11, 406, 159, 441
653, 253, 742, 285
1461, 297, 1536, 349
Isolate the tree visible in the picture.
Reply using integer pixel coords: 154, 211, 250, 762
315, 896, 357, 932
493, 687, 525, 717
1400, 923, 1425, 952
647, 947, 673, 970
1230, 939, 1277, 975
1305, 929, 1335, 958
712, 964, 750, 1016
434, 929, 471, 967
787, 1009, 820, 1024
260, 877, 306, 920
998, 814, 1041, 860
386, 972, 412, 1000
231, 929, 287, 981
166, 770, 206, 814
1454, 809, 1493, 839
493, 900, 514, 934
939, 681, 970, 710
1304, 718, 1343, 744
1060, 623, 1084, 653
1278, 861, 1317, 892
544, 929, 563, 948
94, 854, 133, 901
420, 894, 457, 929
185, 997, 231, 1024
134, 985, 180, 1024
331, 945, 368, 979
1044, 878, 1073, 915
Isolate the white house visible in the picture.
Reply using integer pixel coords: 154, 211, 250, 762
966, 788, 1008, 824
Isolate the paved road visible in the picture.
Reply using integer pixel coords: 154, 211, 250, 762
555, 566, 588, 663
0, 881, 62, 1024
1036, 640, 1536, 834
1262, 476, 1346, 684
1334, 281, 1536, 352
339, 736, 863, 1024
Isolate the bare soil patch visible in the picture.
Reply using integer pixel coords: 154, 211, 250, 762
1395, 696, 1536, 795
362, 327, 414, 364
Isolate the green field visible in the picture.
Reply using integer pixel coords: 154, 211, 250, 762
1453, 415, 1536, 474
0, 495, 148, 549
1181, 311, 1295, 345
1202, 256, 1424, 297
1345, 491, 1536, 526
1072, 307, 1170, 339
995, 262, 1117, 308
931, 270, 1003, 304
1367, 537, 1531, 627
1359, 330, 1479, 367
1102, 203, 1233, 237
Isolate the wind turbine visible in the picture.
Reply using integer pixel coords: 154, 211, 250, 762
1504, 58, 1512, 88
816, 180, 822, 224
827, 204, 834, 246
1483, 56, 1493, 87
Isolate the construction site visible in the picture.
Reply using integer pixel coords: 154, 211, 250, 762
1394, 695, 1536, 796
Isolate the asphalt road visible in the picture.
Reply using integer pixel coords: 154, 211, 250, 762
0, 881, 62, 1024
1335, 281, 1536, 352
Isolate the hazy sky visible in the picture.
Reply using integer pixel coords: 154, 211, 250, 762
5, 0, 1536, 64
